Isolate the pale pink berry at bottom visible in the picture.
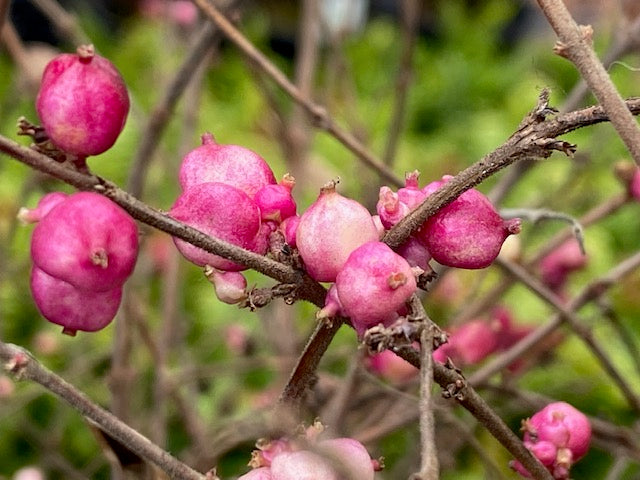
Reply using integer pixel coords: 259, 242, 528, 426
237, 468, 273, 480
17, 192, 68, 224
511, 401, 591, 479
336, 241, 417, 336
178, 132, 276, 198
30, 192, 138, 293
30, 266, 122, 335
204, 266, 247, 304
296, 181, 379, 282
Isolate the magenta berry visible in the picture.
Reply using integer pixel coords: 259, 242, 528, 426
512, 402, 591, 479
254, 174, 297, 223
335, 241, 417, 336
36, 45, 129, 157
178, 132, 276, 197
30, 266, 122, 335
433, 319, 500, 365
169, 182, 267, 271
17, 192, 68, 224
204, 266, 247, 304
540, 240, 587, 292
237, 467, 273, 480
296, 181, 379, 282
30, 192, 138, 292
418, 176, 521, 269
396, 236, 432, 273
317, 284, 344, 319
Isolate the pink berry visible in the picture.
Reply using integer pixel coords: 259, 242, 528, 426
254, 174, 297, 223
396, 237, 432, 273
178, 133, 276, 198
418, 176, 521, 269
297, 181, 379, 282
366, 349, 419, 384
36, 45, 129, 157
630, 168, 640, 201
30, 266, 122, 335
169, 182, 268, 271
30, 192, 139, 292
540, 240, 587, 292
433, 319, 500, 365
512, 402, 591, 479
335, 241, 417, 336
204, 266, 247, 304
317, 284, 344, 319
17, 192, 68, 224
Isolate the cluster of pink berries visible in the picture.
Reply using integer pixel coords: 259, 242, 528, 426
22, 46, 136, 335
169, 132, 296, 304
238, 423, 379, 480
21, 192, 138, 335
512, 402, 591, 479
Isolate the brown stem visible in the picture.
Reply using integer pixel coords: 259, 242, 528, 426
536, 0, 640, 165
191, 0, 403, 187
0, 342, 206, 480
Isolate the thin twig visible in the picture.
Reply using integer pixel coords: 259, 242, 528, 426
191, 0, 403, 187
30, 0, 89, 46
412, 296, 439, 480
0, 342, 206, 480
469, 250, 640, 386
382, 0, 421, 168
127, 22, 221, 197
536, 0, 640, 165
495, 257, 640, 414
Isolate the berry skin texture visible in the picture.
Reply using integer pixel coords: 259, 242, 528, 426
511, 401, 591, 479
30, 266, 123, 336
419, 176, 521, 269
36, 45, 129, 157
270, 451, 339, 480
169, 182, 268, 271
336, 241, 417, 336
178, 132, 276, 198
540, 240, 587, 292
296, 181, 379, 282
30, 192, 139, 292
17, 192, 68, 224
